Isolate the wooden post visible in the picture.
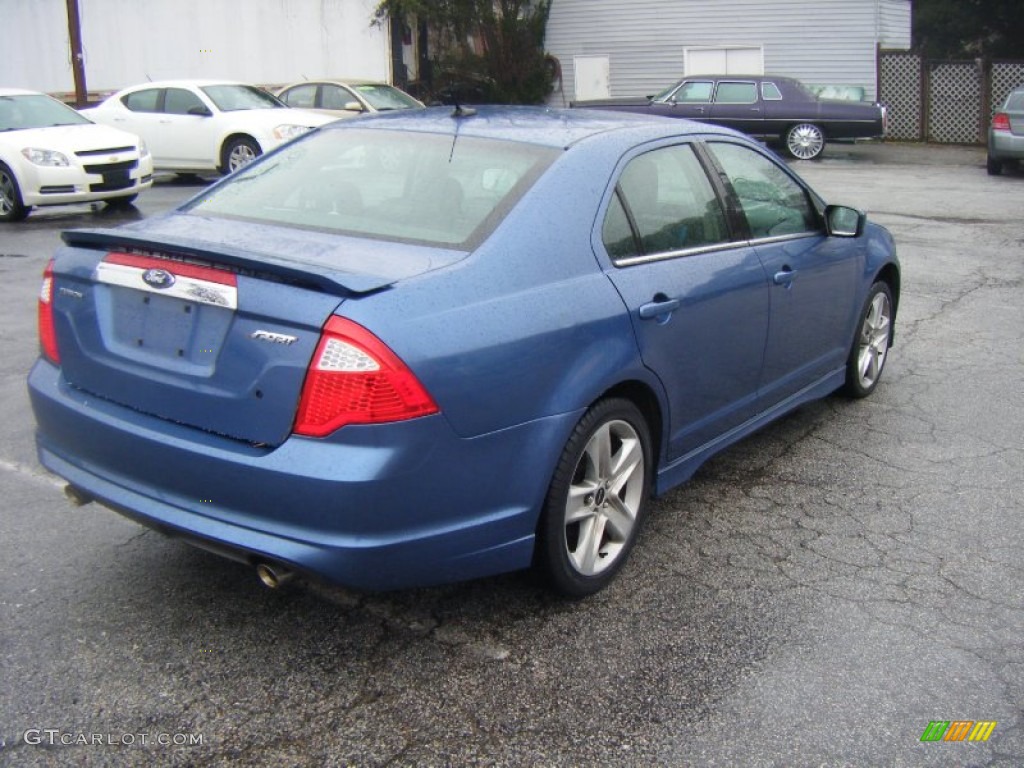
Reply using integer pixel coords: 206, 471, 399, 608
65, 0, 87, 106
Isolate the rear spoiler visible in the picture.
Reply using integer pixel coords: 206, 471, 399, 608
62, 227, 398, 296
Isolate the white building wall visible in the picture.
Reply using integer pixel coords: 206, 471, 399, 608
0, 0, 390, 95
878, 0, 913, 50
546, 0, 913, 105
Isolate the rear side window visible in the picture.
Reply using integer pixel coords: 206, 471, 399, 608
122, 89, 160, 113
715, 82, 757, 104
603, 144, 728, 261
280, 84, 317, 109
187, 128, 558, 249
707, 142, 819, 238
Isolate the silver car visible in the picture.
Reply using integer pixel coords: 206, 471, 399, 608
987, 86, 1024, 176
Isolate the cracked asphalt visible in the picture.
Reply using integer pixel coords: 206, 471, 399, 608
1, 143, 1022, 767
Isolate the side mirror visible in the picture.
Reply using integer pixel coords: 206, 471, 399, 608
825, 204, 866, 237
343, 101, 364, 112
187, 105, 213, 117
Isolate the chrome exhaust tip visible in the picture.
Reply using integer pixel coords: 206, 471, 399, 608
255, 562, 294, 589
64, 484, 93, 507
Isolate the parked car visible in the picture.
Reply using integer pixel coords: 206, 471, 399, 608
276, 80, 423, 118
987, 85, 1024, 176
29, 106, 899, 597
572, 74, 887, 160
81, 79, 336, 175
0, 88, 152, 222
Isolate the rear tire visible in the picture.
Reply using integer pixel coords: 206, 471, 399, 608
784, 123, 825, 160
0, 163, 31, 222
986, 154, 1003, 176
535, 398, 652, 598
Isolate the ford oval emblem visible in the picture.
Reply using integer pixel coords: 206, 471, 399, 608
142, 268, 176, 289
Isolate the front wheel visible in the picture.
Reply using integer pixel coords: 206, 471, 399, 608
220, 136, 261, 174
535, 398, 652, 598
842, 281, 893, 398
0, 163, 31, 222
785, 123, 825, 160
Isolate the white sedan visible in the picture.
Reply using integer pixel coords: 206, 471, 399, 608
82, 80, 337, 175
1, 87, 153, 222
276, 80, 424, 118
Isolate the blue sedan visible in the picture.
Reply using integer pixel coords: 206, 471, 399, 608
28, 106, 899, 597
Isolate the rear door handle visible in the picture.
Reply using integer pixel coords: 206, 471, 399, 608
639, 297, 681, 320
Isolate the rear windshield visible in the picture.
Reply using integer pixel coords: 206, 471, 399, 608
186, 127, 559, 249
1006, 91, 1024, 111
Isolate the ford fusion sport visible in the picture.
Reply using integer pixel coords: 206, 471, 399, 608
28, 106, 899, 597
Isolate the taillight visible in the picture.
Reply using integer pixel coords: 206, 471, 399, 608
992, 112, 1011, 132
294, 317, 438, 437
38, 259, 60, 364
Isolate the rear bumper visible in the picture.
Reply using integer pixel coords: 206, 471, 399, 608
989, 130, 1024, 160
29, 360, 579, 590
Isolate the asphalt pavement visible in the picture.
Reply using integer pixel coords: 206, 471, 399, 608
1, 144, 1022, 767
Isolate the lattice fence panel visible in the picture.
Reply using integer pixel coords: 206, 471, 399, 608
928, 62, 983, 143
991, 61, 1024, 116
879, 52, 922, 140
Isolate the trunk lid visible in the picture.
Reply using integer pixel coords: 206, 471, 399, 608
50, 214, 462, 446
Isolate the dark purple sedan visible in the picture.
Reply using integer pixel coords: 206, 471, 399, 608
573, 75, 887, 160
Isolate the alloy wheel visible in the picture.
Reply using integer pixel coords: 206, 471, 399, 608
856, 290, 891, 389
563, 418, 645, 576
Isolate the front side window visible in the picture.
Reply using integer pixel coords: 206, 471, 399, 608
164, 88, 206, 115
761, 82, 783, 101
122, 89, 160, 113
186, 128, 558, 249
322, 85, 360, 111
602, 144, 728, 261
714, 82, 757, 104
707, 142, 819, 238
672, 81, 713, 103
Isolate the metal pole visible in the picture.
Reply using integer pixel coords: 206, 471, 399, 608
65, 0, 87, 106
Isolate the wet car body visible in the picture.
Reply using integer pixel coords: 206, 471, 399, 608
28, 107, 899, 596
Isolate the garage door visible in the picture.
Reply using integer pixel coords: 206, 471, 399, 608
685, 47, 763, 75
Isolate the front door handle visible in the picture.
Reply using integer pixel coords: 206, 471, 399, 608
639, 297, 681, 320
773, 268, 797, 286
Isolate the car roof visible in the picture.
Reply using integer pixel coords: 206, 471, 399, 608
676, 74, 800, 83
324, 104, 743, 149
114, 79, 255, 91
281, 80, 391, 88
0, 87, 46, 97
